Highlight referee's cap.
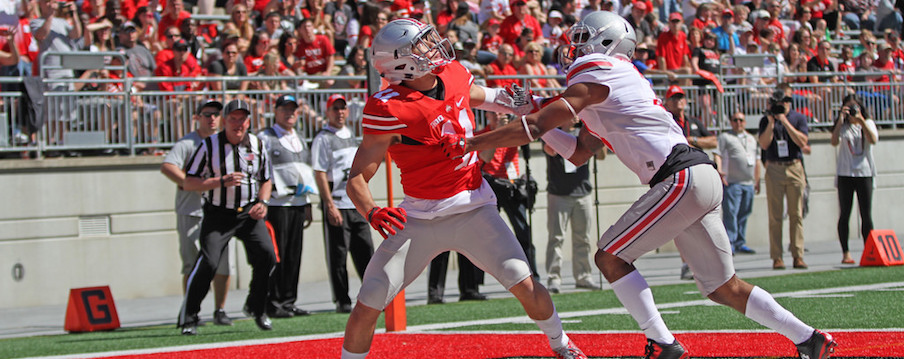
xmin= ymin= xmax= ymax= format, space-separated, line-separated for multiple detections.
xmin=196 ymin=99 xmax=223 ymax=115
xmin=224 ymin=99 xmax=252 ymax=116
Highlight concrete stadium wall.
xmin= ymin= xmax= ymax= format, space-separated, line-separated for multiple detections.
xmin=1 ymin=131 xmax=903 ymax=308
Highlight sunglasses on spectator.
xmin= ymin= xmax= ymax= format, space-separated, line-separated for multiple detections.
xmin=225 ymin=50 xmax=239 ymax=55
xmin=731 ymin=117 xmax=745 ymax=122
xmin=201 ymin=111 xmax=221 ymax=118
xmin=167 ymin=33 xmax=180 ymax=38
xmin=331 ymin=106 xmax=348 ymax=110
xmin=512 ymin=2 xmax=526 ymax=6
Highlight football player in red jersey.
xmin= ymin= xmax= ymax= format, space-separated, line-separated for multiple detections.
xmin=339 ymin=18 xmax=586 ymax=359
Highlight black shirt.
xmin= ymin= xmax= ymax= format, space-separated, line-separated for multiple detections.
xmin=758 ymin=110 xmax=809 ymax=162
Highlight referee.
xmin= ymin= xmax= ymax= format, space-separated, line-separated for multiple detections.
xmin=178 ymin=99 xmax=277 ymax=335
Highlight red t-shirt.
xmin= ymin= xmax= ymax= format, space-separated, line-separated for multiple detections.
xmin=499 ymin=15 xmax=543 ymax=45
xmin=155 ymin=49 xmax=200 ymax=70
xmin=361 ymin=62 xmax=483 ymax=199
xmin=486 ymin=61 xmax=518 ymax=88
xmin=656 ymin=30 xmax=689 ymax=70
xmin=481 ymin=34 xmax=503 ymax=53
xmin=155 ymin=58 xmax=201 ymax=91
xmin=477 ymin=127 xmax=520 ymax=179
xmin=120 ymin=0 xmax=149 ymax=21
xmin=691 ymin=18 xmax=717 ymax=30
xmin=243 ymin=54 xmax=288 ymax=74
xmin=295 ymin=34 xmax=335 ymax=75
xmin=157 ymin=10 xmax=191 ymax=42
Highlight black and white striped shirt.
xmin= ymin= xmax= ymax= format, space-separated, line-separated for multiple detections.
xmin=185 ymin=131 xmax=272 ymax=210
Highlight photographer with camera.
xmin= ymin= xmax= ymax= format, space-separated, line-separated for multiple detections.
xmin=758 ymin=89 xmax=810 ymax=270
xmin=830 ymin=94 xmax=878 ymax=265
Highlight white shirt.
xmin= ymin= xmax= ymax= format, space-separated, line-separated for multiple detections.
xmin=567 ymin=53 xmax=688 ymax=184
xmin=836 ymin=119 xmax=878 ymax=178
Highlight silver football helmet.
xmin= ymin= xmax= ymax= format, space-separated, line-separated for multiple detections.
xmin=564 ymin=11 xmax=637 ymax=64
xmin=371 ymin=18 xmax=455 ymax=84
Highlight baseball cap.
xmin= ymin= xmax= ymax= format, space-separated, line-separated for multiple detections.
xmin=510 ymin=0 xmax=526 ymax=6
xmin=196 ymin=99 xmax=223 ymax=115
xmin=549 ymin=10 xmax=564 ymax=19
xmin=632 ymin=2 xmax=647 ymax=12
xmin=275 ymin=94 xmax=299 ymax=109
xmin=487 ymin=18 xmax=501 ymax=27
xmin=755 ymin=9 xmax=771 ymax=19
xmin=120 ymin=21 xmax=138 ymax=32
xmin=669 ymin=12 xmax=683 ymax=21
xmin=224 ymin=99 xmax=252 ymax=115
xmin=453 ymin=41 xmax=465 ymax=51
xmin=326 ymin=94 xmax=347 ymax=109
xmin=172 ymin=38 xmax=189 ymax=51
xmin=666 ymin=85 xmax=685 ymax=99
xmin=722 ymin=8 xmax=734 ymax=17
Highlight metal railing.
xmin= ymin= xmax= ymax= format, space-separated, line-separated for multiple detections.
xmin=3 ymin=58 xmax=904 ymax=158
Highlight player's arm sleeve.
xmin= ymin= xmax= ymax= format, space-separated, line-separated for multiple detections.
xmin=361 ymin=100 xmax=406 ymax=135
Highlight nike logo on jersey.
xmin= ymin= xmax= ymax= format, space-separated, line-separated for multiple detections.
xmin=456 ymin=97 xmax=464 ymax=107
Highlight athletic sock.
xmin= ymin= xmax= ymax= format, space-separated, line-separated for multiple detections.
xmin=533 ymin=308 xmax=570 ymax=349
xmin=610 ymin=269 xmax=675 ymax=345
xmin=340 ymin=347 xmax=368 ymax=359
xmin=745 ymin=286 xmax=814 ymax=344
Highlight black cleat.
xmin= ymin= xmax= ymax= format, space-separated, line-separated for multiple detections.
xmin=180 ymin=314 xmax=200 ymax=335
xmin=797 ymin=329 xmax=837 ymax=359
xmin=285 ymin=305 xmax=310 ymax=316
xmin=254 ymin=314 xmax=273 ymax=330
xmin=213 ymin=309 xmax=233 ymax=326
xmin=644 ymin=339 xmax=689 ymax=359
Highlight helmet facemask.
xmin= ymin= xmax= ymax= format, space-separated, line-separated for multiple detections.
xmin=404 ymin=26 xmax=455 ymax=75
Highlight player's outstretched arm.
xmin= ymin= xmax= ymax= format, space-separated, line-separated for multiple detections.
xmin=466 ymin=82 xmax=609 ymax=153
xmin=347 ymin=132 xmax=399 ymax=219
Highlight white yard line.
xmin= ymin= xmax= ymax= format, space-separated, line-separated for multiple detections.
xmin=23 ymin=281 xmax=904 ymax=359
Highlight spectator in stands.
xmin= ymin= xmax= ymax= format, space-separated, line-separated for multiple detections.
xmin=691 ymin=2 xmax=717 ymax=29
xmin=278 ymin=32 xmax=300 ymax=72
xmin=180 ymin=19 xmax=208 ymax=66
xmin=500 ymin=0 xmax=542 ymax=45
xmin=449 ymin=1 xmax=481 ymax=44
xmin=691 ymin=31 xmax=722 ymax=124
xmin=208 ymin=42 xmax=250 ymax=97
xmin=244 ymin=30 xmax=274 ymax=75
xmin=541 ymin=10 xmax=565 ymax=46
xmin=157 ymin=0 xmax=191 ymax=45
xmin=791 ymin=4 xmax=814 ymax=34
xmin=480 ymin=18 xmax=503 ymax=55
xmin=511 ymin=26 xmax=534 ymax=61
xmin=785 ymin=43 xmax=809 ymax=82
xmin=303 ymin=0 xmax=335 ymax=42
xmin=731 ymin=5 xmax=753 ymax=34
xmin=254 ymin=52 xmax=291 ymax=94
xmin=259 ymin=11 xmax=285 ymax=42
xmin=296 ymin=18 xmax=335 ymax=87
xmin=118 ymin=21 xmax=154 ymax=79
xmin=754 ymin=7 xmax=788 ymax=50
xmin=156 ymin=39 xmax=202 ymax=141
xmin=336 ymin=45 xmax=367 ymax=88
xmin=456 ymin=40 xmax=487 ymax=78
xmin=33 ymin=0 xmax=83 ymax=151
xmin=657 ymin=12 xmax=693 ymax=84
xmin=639 ymin=12 xmax=662 ymax=48
xmin=758 ymin=89 xmax=810 ymax=270
xmin=840 ymin=0 xmax=876 ymax=30
xmin=4 ymin=0 xmax=38 ymax=79
xmin=356 ymin=2 xmax=385 ymax=48
xmin=325 ymin=0 xmax=356 ymax=56
xmin=276 ymin=0 xmax=304 ymax=35
xmin=687 ymin=26 xmax=703 ymax=50
xmin=156 ymin=26 xmax=200 ymax=71
xmin=580 ymin=0 xmax=602 ymax=20
xmin=131 ymin=6 xmax=156 ymax=50
xmin=883 ymin=29 xmax=904 ymax=68
xmin=485 ymin=43 xmax=518 ymax=88
xmin=479 ymin=0 xmax=510 ymax=24
xmin=874 ymin=0 xmax=901 ymax=33
xmin=871 ymin=43 xmax=901 ymax=108
xmin=86 ymin=20 xmax=114 ymax=59
xmin=806 ymin=40 xmax=840 ymax=108
xmin=435 ymin=0 xmax=460 ymax=34
xmin=229 ymin=3 xmax=254 ymax=53
xmin=854 ymin=30 xmax=878 ymax=61
xmin=713 ymin=8 xmax=740 ymax=52
xmin=625 ymin=2 xmax=648 ymax=45
xmin=838 ymin=45 xmax=857 ymax=80
xmin=519 ymin=41 xmax=559 ymax=96
xmin=791 ymin=27 xmax=817 ymax=60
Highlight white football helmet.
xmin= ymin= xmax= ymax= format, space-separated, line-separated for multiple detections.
xmin=371 ymin=18 xmax=455 ymax=84
xmin=563 ymin=11 xmax=637 ymax=64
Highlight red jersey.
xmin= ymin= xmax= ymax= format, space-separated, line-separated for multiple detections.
xmin=486 ymin=61 xmax=518 ymax=88
xmin=476 ymin=127 xmax=520 ymax=179
xmin=243 ymin=54 xmax=288 ymax=74
xmin=155 ymin=49 xmax=199 ymax=70
xmin=499 ymin=14 xmax=543 ymax=45
xmin=656 ymin=30 xmax=689 ymax=70
xmin=361 ymin=62 xmax=483 ymax=199
xmin=295 ymin=34 xmax=335 ymax=75
xmin=155 ymin=58 xmax=201 ymax=91
xmin=157 ymin=10 xmax=191 ymax=41
xmin=481 ymin=34 xmax=503 ymax=53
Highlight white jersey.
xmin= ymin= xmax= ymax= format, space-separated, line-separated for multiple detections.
xmin=566 ymin=53 xmax=688 ymax=184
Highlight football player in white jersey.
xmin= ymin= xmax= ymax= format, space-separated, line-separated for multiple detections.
xmin=450 ymin=10 xmax=836 ymax=359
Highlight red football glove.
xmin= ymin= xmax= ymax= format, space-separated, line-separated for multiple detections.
xmin=439 ymin=133 xmax=466 ymax=159
xmin=367 ymin=206 xmax=407 ymax=239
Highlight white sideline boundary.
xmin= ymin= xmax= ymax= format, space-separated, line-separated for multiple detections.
xmin=22 ymin=281 xmax=904 ymax=359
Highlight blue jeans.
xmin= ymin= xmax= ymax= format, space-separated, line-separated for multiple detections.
xmin=722 ymin=183 xmax=755 ymax=251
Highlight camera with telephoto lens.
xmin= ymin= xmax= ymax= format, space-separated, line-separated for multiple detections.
xmin=767 ymin=90 xmax=787 ymax=115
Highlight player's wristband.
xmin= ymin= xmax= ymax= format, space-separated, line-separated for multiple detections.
xmin=521 ymin=116 xmax=535 ymax=142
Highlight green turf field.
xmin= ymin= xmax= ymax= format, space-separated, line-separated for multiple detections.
xmin=2 ymin=266 xmax=902 ymax=358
